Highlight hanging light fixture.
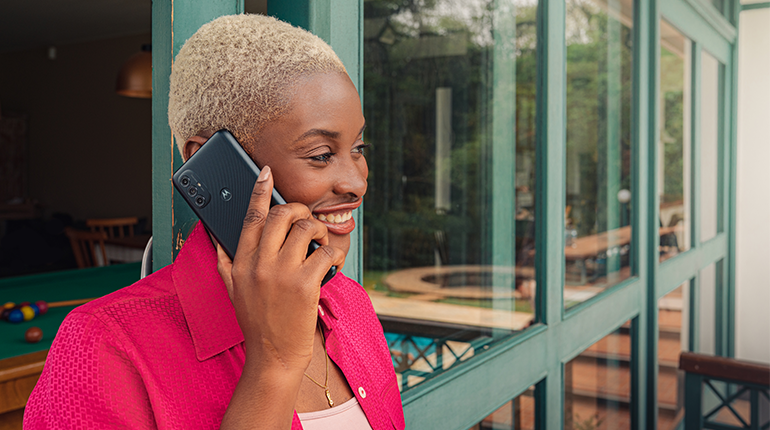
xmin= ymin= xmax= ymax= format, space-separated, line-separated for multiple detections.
xmin=116 ymin=44 xmax=152 ymax=98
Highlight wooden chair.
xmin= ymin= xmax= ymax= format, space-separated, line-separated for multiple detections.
xmin=65 ymin=227 xmax=109 ymax=268
xmin=86 ymin=217 xmax=138 ymax=239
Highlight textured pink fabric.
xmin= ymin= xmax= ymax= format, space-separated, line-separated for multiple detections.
xmin=24 ymin=222 xmax=405 ymax=430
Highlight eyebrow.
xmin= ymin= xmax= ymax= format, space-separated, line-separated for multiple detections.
xmin=293 ymin=123 xmax=367 ymax=145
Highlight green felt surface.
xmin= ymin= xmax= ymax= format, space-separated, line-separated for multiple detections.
xmin=0 ymin=263 xmax=141 ymax=361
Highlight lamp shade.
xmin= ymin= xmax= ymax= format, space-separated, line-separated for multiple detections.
xmin=116 ymin=44 xmax=152 ymax=98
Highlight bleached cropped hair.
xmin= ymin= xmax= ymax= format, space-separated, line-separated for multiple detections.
xmin=168 ymin=14 xmax=347 ymax=152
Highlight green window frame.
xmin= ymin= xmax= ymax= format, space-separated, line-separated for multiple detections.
xmin=149 ymin=0 xmax=740 ymax=428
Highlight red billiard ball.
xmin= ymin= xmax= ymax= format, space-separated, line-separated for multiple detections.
xmin=35 ymin=301 xmax=49 ymax=316
xmin=25 ymin=327 xmax=43 ymax=343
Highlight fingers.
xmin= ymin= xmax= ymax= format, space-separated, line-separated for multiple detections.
xmin=279 ymin=217 xmax=330 ymax=261
xmin=304 ymin=244 xmax=346 ymax=283
xmin=216 ymin=244 xmax=235 ymax=303
xmin=258 ymin=203 xmax=314 ymax=253
xmin=234 ymin=166 xmax=273 ymax=259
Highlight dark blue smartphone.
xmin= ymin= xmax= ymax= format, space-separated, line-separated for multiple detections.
xmin=172 ymin=130 xmax=336 ymax=286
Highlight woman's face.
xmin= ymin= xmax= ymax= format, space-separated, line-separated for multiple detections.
xmin=248 ymin=72 xmax=368 ymax=256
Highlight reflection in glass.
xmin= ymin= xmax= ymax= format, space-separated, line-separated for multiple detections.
xmin=659 ymin=20 xmax=692 ymax=261
xmin=468 ymin=386 xmax=536 ymax=430
xmin=565 ymin=321 xmax=632 ymax=430
xmin=698 ymin=262 xmax=718 ymax=355
xmin=700 ymin=51 xmax=721 ymax=243
xmin=363 ymin=0 xmax=538 ymax=391
xmin=658 ymin=282 xmax=690 ymax=430
xmin=564 ymin=0 xmax=633 ymax=308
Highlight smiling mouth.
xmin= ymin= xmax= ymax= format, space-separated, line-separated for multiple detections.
xmin=313 ymin=211 xmax=353 ymax=224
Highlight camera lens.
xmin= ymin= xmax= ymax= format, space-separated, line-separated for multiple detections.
xmin=195 ymin=196 xmax=205 ymax=206
xmin=188 ymin=187 xmax=198 ymax=197
xmin=180 ymin=176 xmax=190 ymax=187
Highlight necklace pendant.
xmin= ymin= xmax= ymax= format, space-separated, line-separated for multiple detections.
xmin=325 ymin=389 xmax=334 ymax=407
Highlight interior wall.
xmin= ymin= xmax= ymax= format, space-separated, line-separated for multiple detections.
xmin=736 ymin=7 xmax=770 ymax=365
xmin=0 ymin=33 xmax=152 ymax=226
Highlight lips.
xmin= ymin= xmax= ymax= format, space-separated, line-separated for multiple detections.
xmin=312 ymin=200 xmax=361 ymax=235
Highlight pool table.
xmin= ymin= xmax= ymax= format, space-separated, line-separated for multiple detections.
xmin=0 ymin=263 xmax=141 ymax=428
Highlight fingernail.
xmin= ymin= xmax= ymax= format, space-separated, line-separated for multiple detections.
xmin=257 ymin=166 xmax=271 ymax=183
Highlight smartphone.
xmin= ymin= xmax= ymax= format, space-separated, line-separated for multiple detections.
xmin=172 ymin=129 xmax=337 ymax=286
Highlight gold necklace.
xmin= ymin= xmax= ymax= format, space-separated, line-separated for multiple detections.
xmin=303 ymin=321 xmax=334 ymax=407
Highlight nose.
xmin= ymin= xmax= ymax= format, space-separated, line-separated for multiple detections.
xmin=334 ymin=156 xmax=368 ymax=198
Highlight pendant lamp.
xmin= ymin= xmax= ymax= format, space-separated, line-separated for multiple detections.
xmin=116 ymin=44 xmax=152 ymax=98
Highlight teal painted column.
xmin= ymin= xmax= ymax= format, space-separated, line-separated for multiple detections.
xmin=535 ymin=0 xmax=567 ymax=427
xmin=726 ymin=0 xmax=740 ymax=359
xmin=691 ymin=44 xmax=703 ymax=250
xmin=152 ymin=0 xmax=243 ymax=271
xmin=270 ymin=0 xmax=364 ymax=283
xmin=643 ymin=0 xmax=661 ymax=428
xmin=491 ymin=0 xmax=517 ymax=331
xmin=629 ymin=0 xmax=653 ymax=426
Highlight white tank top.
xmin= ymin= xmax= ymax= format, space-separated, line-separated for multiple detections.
xmin=297 ymin=397 xmax=373 ymax=430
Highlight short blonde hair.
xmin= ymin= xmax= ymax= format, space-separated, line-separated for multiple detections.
xmin=168 ymin=14 xmax=347 ymax=152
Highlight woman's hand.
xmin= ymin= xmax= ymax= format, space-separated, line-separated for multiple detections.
xmin=218 ymin=166 xmax=345 ymax=429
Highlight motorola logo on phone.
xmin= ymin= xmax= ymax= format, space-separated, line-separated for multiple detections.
xmin=220 ymin=188 xmax=232 ymax=201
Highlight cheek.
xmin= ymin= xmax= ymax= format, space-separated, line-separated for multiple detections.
xmin=274 ymin=173 xmax=327 ymax=205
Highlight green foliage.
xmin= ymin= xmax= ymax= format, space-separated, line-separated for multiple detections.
xmin=363 ymin=0 xmax=539 ymax=271
xmin=564 ymin=2 xmax=634 ymax=237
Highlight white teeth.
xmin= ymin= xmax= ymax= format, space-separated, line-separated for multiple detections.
xmin=315 ymin=211 xmax=352 ymax=224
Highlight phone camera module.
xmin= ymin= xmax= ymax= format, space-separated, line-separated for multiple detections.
xmin=195 ymin=196 xmax=206 ymax=206
xmin=188 ymin=187 xmax=198 ymax=197
xmin=180 ymin=176 xmax=190 ymax=187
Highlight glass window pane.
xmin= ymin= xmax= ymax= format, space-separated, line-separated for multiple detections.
xmin=565 ymin=321 xmax=632 ymax=430
xmin=468 ymin=386 xmax=537 ymax=430
xmin=363 ymin=0 xmax=539 ymax=392
xmin=564 ymin=0 xmax=634 ymax=308
xmin=698 ymin=262 xmax=718 ymax=355
xmin=700 ymin=51 xmax=721 ymax=242
xmin=659 ymin=20 xmax=692 ymax=262
xmin=658 ymin=282 xmax=690 ymax=430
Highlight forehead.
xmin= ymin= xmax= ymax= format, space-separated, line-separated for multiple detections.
xmin=248 ymin=72 xmax=363 ymax=151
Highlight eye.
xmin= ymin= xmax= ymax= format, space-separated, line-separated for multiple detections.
xmin=311 ymin=152 xmax=334 ymax=164
xmin=353 ymin=142 xmax=370 ymax=156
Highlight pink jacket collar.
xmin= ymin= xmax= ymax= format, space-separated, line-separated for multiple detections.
xmin=171 ymin=222 xmax=341 ymax=361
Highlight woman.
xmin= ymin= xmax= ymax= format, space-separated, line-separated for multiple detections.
xmin=24 ymin=15 xmax=405 ymax=430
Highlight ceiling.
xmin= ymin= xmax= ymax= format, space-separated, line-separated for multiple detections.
xmin=0 ymin=0 xmax=151 ymax=54
xmin=0 ymin=0 xmax=267 ymax=54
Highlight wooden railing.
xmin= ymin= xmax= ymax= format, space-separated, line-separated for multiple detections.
xmin=679 ymin=352 xmax=770 ymax=429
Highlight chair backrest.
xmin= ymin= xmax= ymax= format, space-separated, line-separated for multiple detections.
xmin=140 ymin=236 xmax=153 ymax=279
xmin=86 ymin=217 xmax=138 ymax=239
xmin=65 ymin=227 xmax=109 ymax=268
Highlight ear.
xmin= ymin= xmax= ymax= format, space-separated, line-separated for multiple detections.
xmin=182 ymin=135 xmax=209 ymax=161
